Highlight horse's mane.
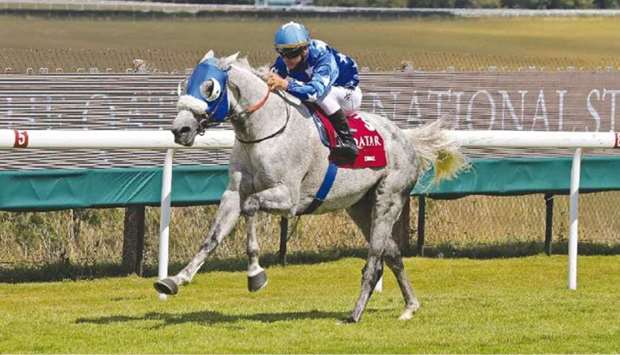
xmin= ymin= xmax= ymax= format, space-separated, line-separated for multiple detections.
xmin=233 ymin=56 xmax=302 ymax=107
xmin=233 ymin=56 xmax=270 ymax=79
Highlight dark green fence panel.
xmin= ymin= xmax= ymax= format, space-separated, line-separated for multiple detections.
xmin=1 ymin=156 xmax=620 ymax=211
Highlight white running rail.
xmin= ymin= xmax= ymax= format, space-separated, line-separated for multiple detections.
xmin=3 ymin=128 xmax=618 ymax=291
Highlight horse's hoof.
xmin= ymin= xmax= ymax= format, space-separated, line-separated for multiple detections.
xmin=344 ymin=315 xmax=360 ymax=323
xmin=154 ymin=278 xmax=178 ymax=295
xmin=247 ymin=270 xmax=268 ymax=292
xmin=398 ymin=311 xmax=413 ymax=321
xmin=398 ymin=303 xmax=420 ymax=320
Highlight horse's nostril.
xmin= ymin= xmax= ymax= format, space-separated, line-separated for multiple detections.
xmin=180 ymin=126 xmax=191 ymax=134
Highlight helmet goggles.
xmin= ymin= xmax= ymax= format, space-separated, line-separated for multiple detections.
xmin=276 ymin=45 xmax=307 ymax=59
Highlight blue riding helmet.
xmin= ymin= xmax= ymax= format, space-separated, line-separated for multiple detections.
xmin=274 ymin=21 xmax=310 ymax=56
xmin=185 ymin=59 xmax=229 ymax=122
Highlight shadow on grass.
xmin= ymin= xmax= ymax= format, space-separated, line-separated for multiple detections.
xmin=2 ymin=241 xmax=619 ymax=283
xmin=420 ymin=240 xmax=620 ymax=259
xmin=0 ymin=247 xmax=368 ymax=283
xmin=76 ymin=309 xmax=351 ymax=327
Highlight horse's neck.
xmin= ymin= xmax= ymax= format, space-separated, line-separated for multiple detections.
xmin=229 ymin=64 xmax=266 ymax=107
xmin=228 ymin=65 xmax=290 ymax=141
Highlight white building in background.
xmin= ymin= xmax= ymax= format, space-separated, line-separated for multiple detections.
xmin=255 ymin=0 xmax=314 ymax=6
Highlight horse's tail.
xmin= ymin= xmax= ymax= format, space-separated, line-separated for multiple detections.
xmin=406 ymin=120 xmax=469 ymax=185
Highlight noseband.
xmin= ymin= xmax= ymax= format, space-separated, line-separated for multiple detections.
xmin=195 ymin=94 xmax=229 ymax=135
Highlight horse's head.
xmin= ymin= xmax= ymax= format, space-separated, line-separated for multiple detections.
xmin=172 ymin=50 xmax=239 ymax=146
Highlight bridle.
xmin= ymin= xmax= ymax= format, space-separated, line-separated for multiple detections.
xmin=194 ymin=80 xmax=291 ymax=145
xmin=194 ymin=94 xmax=229 ymax=135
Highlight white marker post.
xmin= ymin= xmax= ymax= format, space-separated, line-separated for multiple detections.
xmin=568 ymin=148 xmax=582 ymax=290
xmin=158 ymin=148 xmax=175 ymax=300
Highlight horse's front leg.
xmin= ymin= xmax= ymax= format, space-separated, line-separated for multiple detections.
xmin=241 ymin=184 xmax=296 ymax=292
xmin=245 ymin=214 xmax=267 ymax=292
xmin=154 ymin=187 xmax=241 ymax=295
xmin=242 ymin=183 xmax=297 ymax=216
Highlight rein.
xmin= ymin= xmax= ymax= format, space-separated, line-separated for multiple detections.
xmin=235 ymin=99 xmax=290 ymax=144
xmin=231 ymin=82 xmax=292 ymax=144
xmin=245 ymin=89 xmax=270 ymax=114
xmin=195 ymin=88 xmax=272 ymax=137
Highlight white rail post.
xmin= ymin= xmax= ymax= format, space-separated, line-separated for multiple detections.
xmin=568 ymin=148 xmax=582 ymax=290
xmin=158 ymin=148 xmax=175 ymax=300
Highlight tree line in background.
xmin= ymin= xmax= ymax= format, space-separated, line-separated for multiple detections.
xmin=141 ymin=0 xmax=619 ymax=9
xmin=315 ymin=0 xmax=618 ymax=8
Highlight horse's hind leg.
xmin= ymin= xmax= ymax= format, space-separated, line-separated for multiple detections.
xmin=348 ymin=183 xmax=411 ymax=323
xmin=347 ymin=194 xmax=384 ymax=290
xmin=154 ymin=184 xmax=241 ymax=296
xmin=246 ymin=214 xmax=267 ymax=292
xmin=385 ymin=250 xmax=420 ymax=320
xmin=384 ymin=193 xmax=420 ymax=320
xmin=346 ymin=193 xmax=372 ymax=242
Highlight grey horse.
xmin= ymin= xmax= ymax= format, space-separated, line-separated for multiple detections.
xmin=155 ymin=51 xmax=466 ymax=323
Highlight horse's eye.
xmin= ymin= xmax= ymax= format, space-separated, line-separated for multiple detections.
xmin=200 ymin=79 xmax=221 ymax=102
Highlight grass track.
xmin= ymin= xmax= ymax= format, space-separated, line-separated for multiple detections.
xmin=1 ymin=256 xmax=619 ymax=353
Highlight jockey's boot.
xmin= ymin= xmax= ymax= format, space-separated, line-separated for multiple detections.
xmin=327 ymin=109 xmax=359 ymax=164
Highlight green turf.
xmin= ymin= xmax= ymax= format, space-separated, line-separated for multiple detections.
xmin=1 ymin=256 xmax=618 ymax=353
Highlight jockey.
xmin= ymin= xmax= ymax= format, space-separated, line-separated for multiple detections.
xmin=267 ymin=21 xmax=362 ymax=163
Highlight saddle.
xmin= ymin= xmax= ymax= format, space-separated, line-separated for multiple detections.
xmin=309 ymin=107 xmax=387 ymax=169
xmin=300 ymin=106 xmax=388 ymax=214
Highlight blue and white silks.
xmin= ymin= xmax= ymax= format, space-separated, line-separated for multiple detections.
xmin=271 ymin=39 xmax=360 ymax=103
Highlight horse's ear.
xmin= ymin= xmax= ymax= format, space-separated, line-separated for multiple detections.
xmin=219 ymin=52 xmax=240 ymax=70
xmin=200 ymin=50 xmax=215 ymax=63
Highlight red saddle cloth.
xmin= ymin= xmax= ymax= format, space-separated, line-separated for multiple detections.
xmin=316 ymin=111 xmax=387 ymax=169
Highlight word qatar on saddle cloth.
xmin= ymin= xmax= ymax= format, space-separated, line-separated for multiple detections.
xmin=303 ymin=111 xmax=387 ymax=215
xmin=312 ymin=111 xmax=387 ymax=169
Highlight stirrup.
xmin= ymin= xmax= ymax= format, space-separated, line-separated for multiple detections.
xmin=329 ymin=145 xmax=358 ymax=164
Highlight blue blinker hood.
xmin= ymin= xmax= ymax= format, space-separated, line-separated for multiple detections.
xmin=186 ymin=59 xmax=229 ymax=122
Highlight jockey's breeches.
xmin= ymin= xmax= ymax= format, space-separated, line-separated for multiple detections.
xmin=318 ymin=86 xmax=362 ymax=116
